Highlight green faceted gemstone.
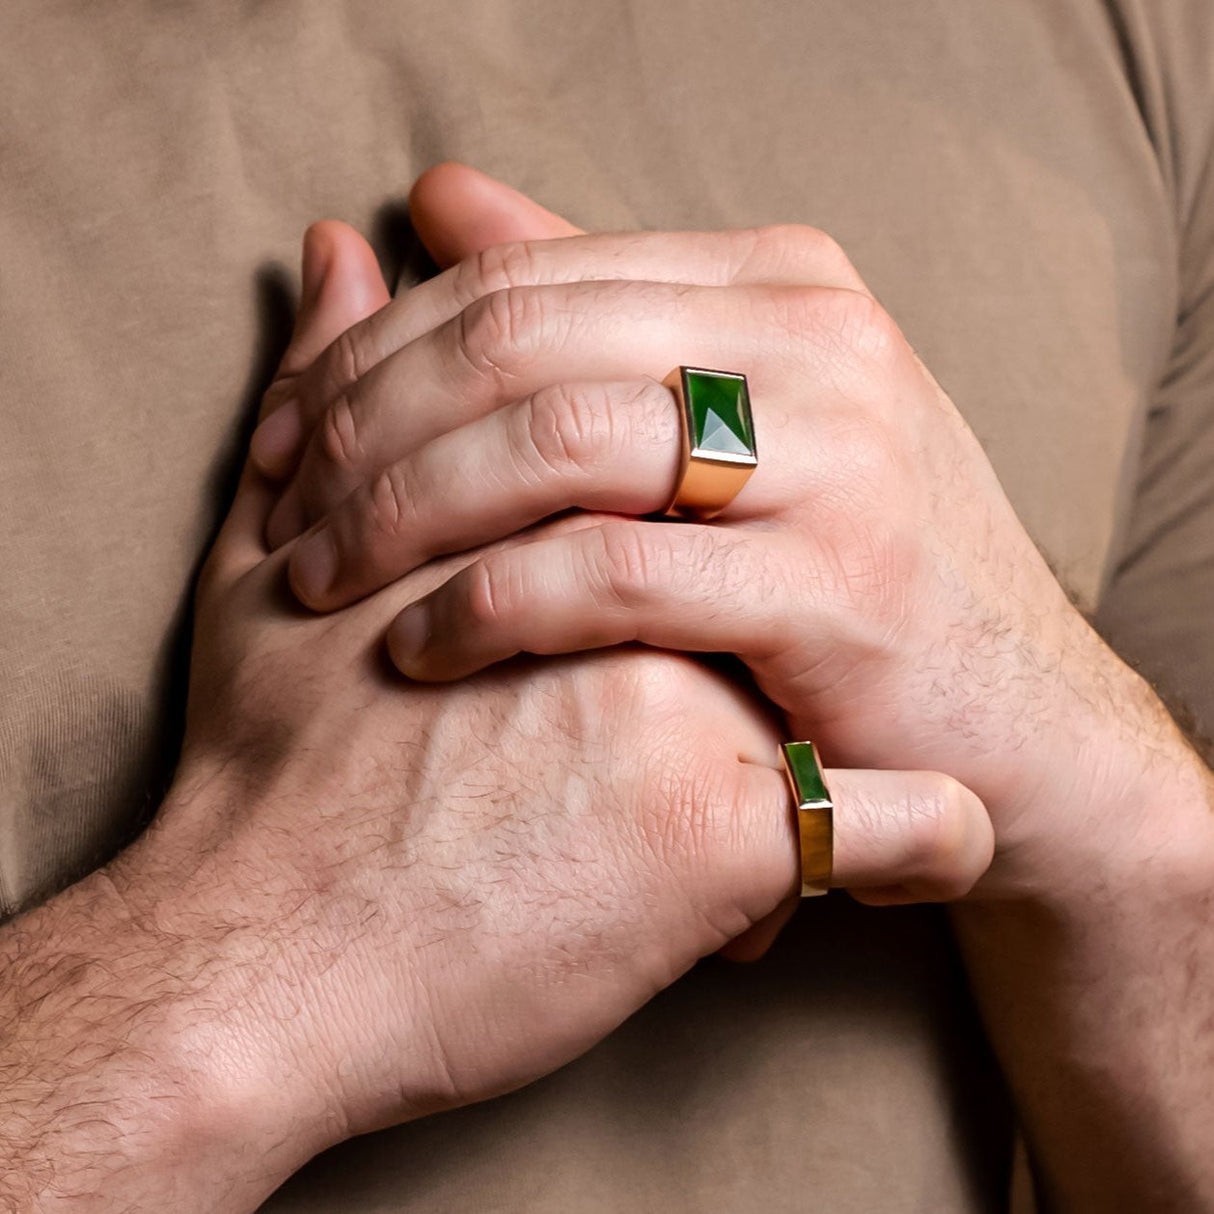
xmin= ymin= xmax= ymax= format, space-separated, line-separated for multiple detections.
xmin=781 ymin=742 xmax=831 ymax=808
xmin=683 ymin=368 xmax=755 ymax=460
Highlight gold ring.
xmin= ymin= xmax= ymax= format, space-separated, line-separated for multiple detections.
xmin=662 ymin=366 xmax=758 ymax=519
xmin=780 ymin=741 xmax=834 ymax=898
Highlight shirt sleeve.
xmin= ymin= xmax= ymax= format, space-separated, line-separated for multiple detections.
xmin=1092 ymin=5 xmax=1214 ymax=751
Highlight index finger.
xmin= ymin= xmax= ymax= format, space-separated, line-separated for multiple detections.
xmin=251 ymin=225 xmax=869 ymax=479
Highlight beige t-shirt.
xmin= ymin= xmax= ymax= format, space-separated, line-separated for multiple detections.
xmin=1 ymin=1 xmax=1212 ymax=1209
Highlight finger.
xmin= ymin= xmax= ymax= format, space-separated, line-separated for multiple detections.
xmin=249 ymin=221 xmax=392 ymax=473
xmin=254 ymin=221 xmax=869 ymax=485
xmin=829 ymin=768 xmax=994 ymax=902
xmin=284 ymin=161 xmax=578 ymax=503
xmin=287 ymin=378 xmax=693 ymax=610
xmin=409 ymin=161 xmax=584 ymax=267
xmin=264 ymin=277 xmax=871 ymax=547
xmin=383 ymin=520 xmax=832 ymax=683
xmin=279 ymin=221 xmax=392 ymax=385
xmin=208 ymin=222 xmax=390 ymax=582
xmin=739 ymin=763 xmax=994 ymax=914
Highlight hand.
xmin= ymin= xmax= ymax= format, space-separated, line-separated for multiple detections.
xmin=247 ymin=164 xmax=1162 ymax=899
xmin=72 ymin=217 xmax=992 ymax=1208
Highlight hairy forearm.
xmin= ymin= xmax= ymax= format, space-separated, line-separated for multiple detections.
xmin=0 ymin=823 xmax=330 ymax=1212
xmin=952 ymin=669 xmax=1214 ymax=1211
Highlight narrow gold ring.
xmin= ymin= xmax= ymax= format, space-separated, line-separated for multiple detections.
xmin=662 ymin=366 xmax=758 ymax=519
xmin=780 ymin=742 xmax=834 ymax=898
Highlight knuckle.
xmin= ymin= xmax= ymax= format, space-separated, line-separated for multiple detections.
xmin=831 ymin=290 xmax=902 ymax=369
xmin=454 ymin=241 xmax=545 ymax=306
xmin=817 ymin=286 xmax=885 ymax=345
xmin=455 ymin=287 xmax=539 ymax=382
xmin=328 ymin=325 xmax=366 ymax=391
xmin=778 ymin=286 xmax=901 ymax=375
xmin=764 ymin=283 xmax=834 ymax=344
xmin=305 ymin=325 xmax=369 ymax=416
xmin=524 ymin=383 xmax=615 ymax=477
xmin=631 ymin=379 xmax=683 ymax=451
xmin=753 ymin=223 xmax=858 ymax=283
xmin=464 ymin=554 xmax=522 ymax=633
xmin=797 ymin=224 xmax=852 ymax=274
xmin=595 ymin=522 xmax=665 ymax=607
xmin=820 ymin=410 xmax=904 ymax=504
xmin=318 ymin=392 xmax=366 ymax=475
xmin=366 ymin=464 xmax=411 ymax=541
xmin=907 ymin=773 xmax=977 ymax=896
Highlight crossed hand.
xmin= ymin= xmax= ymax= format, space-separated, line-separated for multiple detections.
xmin=161 ymin=162 xmax=1145 ymax=1156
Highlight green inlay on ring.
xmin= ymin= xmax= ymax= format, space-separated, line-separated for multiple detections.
xmin=782 ymin=741 xmax=831 ymax=808
xmin=683 ymin=368 xmax=755 ymax=459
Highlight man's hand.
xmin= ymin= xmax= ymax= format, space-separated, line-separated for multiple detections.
xmin=247 ymin=168 xmax=1195 ymax=905
xmin=164 ymin=216 xmax=992 ymax=1146
xmin=246 ymin=166 xmax=1214 ymax=1208
xmin=0 ymin=217 xmax=993 ymax=1212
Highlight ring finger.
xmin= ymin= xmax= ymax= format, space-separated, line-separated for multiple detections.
xmin=251 ymin=224 xmax=871 ymax=482
xmin=287 ymin=370 xmax=796 ymax=610
xmin=381 ymin=517 xmax=859 ymax=687
xmin=264 ymin=278 xmax=864 ymax=548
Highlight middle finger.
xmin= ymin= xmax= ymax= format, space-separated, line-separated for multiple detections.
xmin=288 ymin=374 xmax=787 ymax=610
xmin=266 ymin=277 xmax=860 ymax=547
xmin=250 ymin=224 xmax=869 ymax=480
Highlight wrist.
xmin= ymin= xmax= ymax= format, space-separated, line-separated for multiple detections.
xmin=977 ymin=623 xmax=1214 ymax=904
xmin=0 ymin=781 xmax=346 ymax=1210
xmin=950 ymin=732 xmax=1214 ymax=1212
xmin=111 ymin=775 xmax=351 ymax=1168
xmin=130 ymin=761 xmax=458 ymax=1146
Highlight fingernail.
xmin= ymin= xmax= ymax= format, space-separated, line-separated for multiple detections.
xmin=250 ymin=400 xmax=304 ymax=478
xmin=389 ymin=603 xmax=430 ymax=669
xmin=290 ymin=527 xmax=337 ymax=605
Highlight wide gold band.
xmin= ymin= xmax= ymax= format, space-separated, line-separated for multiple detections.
xmin=663 ymin=366 xmax=758 ymax=520
xmin=780 ymin=741 xmax=834 ymax=898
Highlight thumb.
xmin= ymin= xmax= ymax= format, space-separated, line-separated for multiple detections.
xmin=408 ymin=161 xmax=583 ymax=267
xmin=721 ymin=767 xmax=994 ymax=963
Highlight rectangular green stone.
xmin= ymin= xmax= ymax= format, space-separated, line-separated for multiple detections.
xmin=781 ymin=741 xmax=831 ymax=808
xmin=682 ymin=368 xmax=756 ymax=461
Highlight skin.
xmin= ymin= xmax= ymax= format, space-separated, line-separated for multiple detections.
xmin=251 ymin=164 xmax=1214 ymax=1207
xmin=0 ymin=214 xmax=992 ymax=1210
